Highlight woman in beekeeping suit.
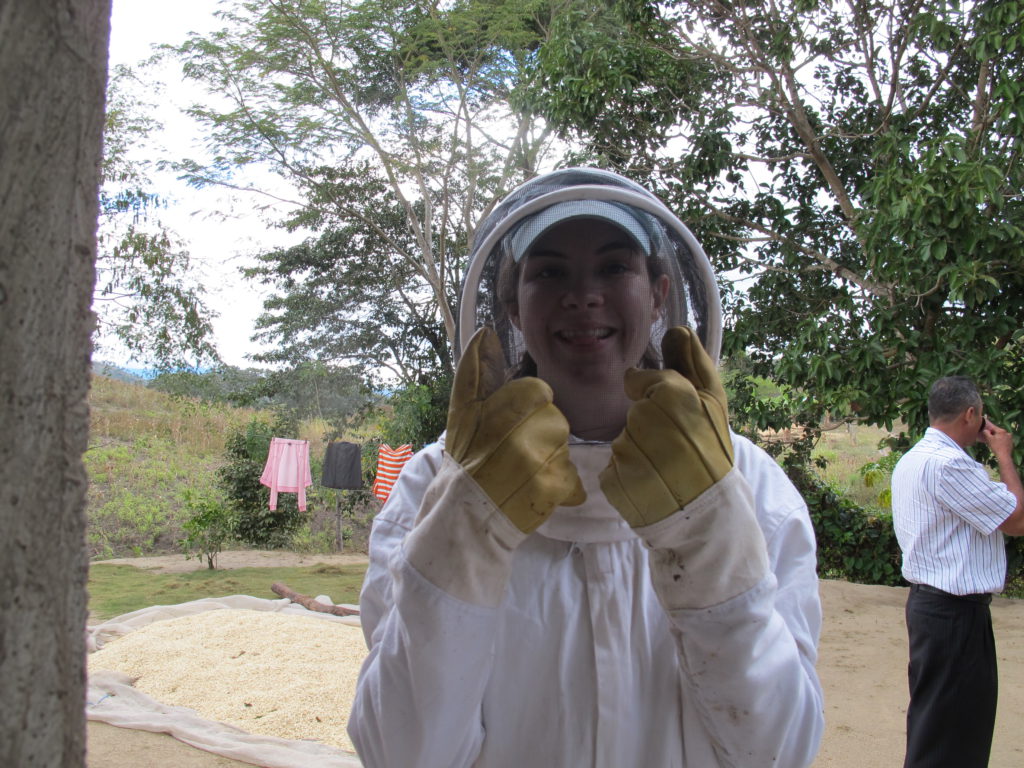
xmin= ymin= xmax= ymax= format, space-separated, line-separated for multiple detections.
xmin=349 ymin=169 xmax=824 ymax=767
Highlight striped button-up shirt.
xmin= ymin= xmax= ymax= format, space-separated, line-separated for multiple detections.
xmin=892 ymin=427 xmax=1017 ymax=595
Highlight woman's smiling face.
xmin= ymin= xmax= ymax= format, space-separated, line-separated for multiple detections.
xmin=509 ymin=217 xmax=669 ymax=396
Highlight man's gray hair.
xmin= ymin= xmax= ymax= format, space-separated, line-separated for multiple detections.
xmin=928 ymin=376 xmax=983 ymax=423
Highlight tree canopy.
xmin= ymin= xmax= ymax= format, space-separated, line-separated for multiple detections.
xmin=96 ymin=67 xmax=218 ymax=371
xmin=526 ymin=0 xmax=1024 ymax=449
xmin=169 ymin=0 xmax=563 ymax=386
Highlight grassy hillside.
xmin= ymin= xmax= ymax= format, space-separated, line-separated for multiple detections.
xmin=86 ymin=374 xmax=904 ymax=566
xmin=86 ymin=375 xmax=382 ymax=561
xmin=812 ymin=422 xmax=895 ymax=508
xmin=86 ymin=375 xmax=259 ymax=559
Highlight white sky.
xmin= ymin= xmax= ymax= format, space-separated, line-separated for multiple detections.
xmin=104 ymin=0 xmax=300 ymax=370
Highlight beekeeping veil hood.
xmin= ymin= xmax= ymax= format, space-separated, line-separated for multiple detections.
xmin=458 ymin=167 xmax=722 ymax=370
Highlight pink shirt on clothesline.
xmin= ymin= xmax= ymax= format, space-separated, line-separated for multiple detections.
xmin=260 ymin=437 xmax=313 ymax=511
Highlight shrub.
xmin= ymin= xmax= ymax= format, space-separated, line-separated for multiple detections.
xmin=805 ymin=479 xmax=905 ymax=586
xmin=179 ymin=491 xmax=236 ymax=569
xmin=218 ymin=414 xmax=307 ymax=548
xmin=379 ymin=372 xmax=452 ymax=449
xmin=771 ymin=433 xmax=906 ymax=586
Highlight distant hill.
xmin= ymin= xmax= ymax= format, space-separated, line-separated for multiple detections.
xmin=92 ymin=360 xmax=154 ymax=383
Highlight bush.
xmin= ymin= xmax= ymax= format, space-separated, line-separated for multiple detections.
xmin=1006 ymin=542 xmax=1024 ymax=598
xmin=218 ymin=414 xmax=307 ymax=548
xmin=805 ymin=479 xmax=904 ymax=586
xmin=772 ymin=434 xmax=906 ymax=586
xmin=379 ymin=372 xmax=452 ymax=449
xmin=179 ymin=491 xmax=236 ymax=569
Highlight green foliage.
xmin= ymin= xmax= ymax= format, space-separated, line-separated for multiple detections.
xmin=859 ymin=450 xmax=904 ymax=509
xmin=378 ymin=371 xmax=453 ymax=449
xmin=813 ymin=492 xmax=904 ymax=586
xmin=525 ymin=0 xmax=1024 ymax=464
xmin=179 ymin=491 xmax=237 ymax=569
xmin=288 ymin=523 xmax=342 ymax=555
xmin=784 ymin=454 xmax=905 ymax=587
xmin=148 ymin=366 xmax=272 ymax=405
xmin=166 ymin=0 xmax=562 ymax=386
xmin=149 ymin=362 xmax=369 ymax=434
xmin=1007 ymin=540 xmax=1024 ymax=597
xmin=218 ymin=415 xmax=308 ymax=548
xmin=88 ymin=490 xmax=184 ymax=560
xmin=310 ymin=475 xmax=381 ymax=555
xmin=245 ymin=180 xmax=456 ymax=387
xmin=97 ymin=66 xmax=218 ymax=371
xmin=715 ymin=372 xmax=906 ymax=586
xmin=519 ymin=0 xmax=715 ymax=165
xmin=84 ymin=434 xmax=222 ymax=559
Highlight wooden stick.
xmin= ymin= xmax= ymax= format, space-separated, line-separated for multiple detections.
xmin=270 ymin=582 xmax=360 ymax=616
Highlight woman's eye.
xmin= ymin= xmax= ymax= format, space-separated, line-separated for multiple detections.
xmin=528 ymin=264 xmax=564 ymax=280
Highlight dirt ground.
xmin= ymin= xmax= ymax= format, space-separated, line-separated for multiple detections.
xmin=86 ymin=552 xmax=1024 ymax=768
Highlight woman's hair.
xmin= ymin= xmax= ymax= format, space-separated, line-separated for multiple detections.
xmin=928 ymin=376 xmax=983 ymax=423
xmin=495 ymin=228 xmax=669 ymax=379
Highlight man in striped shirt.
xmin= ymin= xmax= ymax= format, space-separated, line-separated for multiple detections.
xmin=892 ymin=375 xmax=1024 ymax=768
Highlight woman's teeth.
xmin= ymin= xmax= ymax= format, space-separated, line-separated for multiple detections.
xmin=559 ymin=328 xmax=612 ymax=341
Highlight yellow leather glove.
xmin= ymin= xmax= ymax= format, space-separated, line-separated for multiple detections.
xmin=446 ymin=327 xmax=586 ymax=533
xmin=599 ymin=326 xmax=733 ymax=528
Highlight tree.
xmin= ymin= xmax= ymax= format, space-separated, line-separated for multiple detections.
xmin=148 ymin=365 xmax=274 ymax=404
xmin=377 ymin=369 xmax=454 ymax=449
xmin=219 ymin=415 xmax=307 ymax=548
xmin=169 ymin=0 xmax=563 ymax=384
xmin=244 ymin=168 xmax=457 ymax=385
xmin=96 ymin=67 xmax=219 ymax=371
xmin=526 ymin=0 xmax=1024 ymax=451
xmin=149 ymin=360 xmax=368 ymax=429
xmin=1 ymin=1 xmax=110 ymax=764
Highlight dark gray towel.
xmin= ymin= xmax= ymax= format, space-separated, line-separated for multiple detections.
xmin=321 ymin=441 xmax=363 ymax=489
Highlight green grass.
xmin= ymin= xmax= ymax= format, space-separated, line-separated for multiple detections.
xmin=88 ymin=562 xmax=368 ymax=622
xmin=812 ymin=423 xmax=896 ymax=508
xmin=86 ymin=375 xmax=267 ymax=559
xmin=84 ymin=436 xmax=224 ymax=558
xmin=85 ymin=375 xmax=377 ymax=559
xmin=89 ymin=374 xmax=257 ymax=457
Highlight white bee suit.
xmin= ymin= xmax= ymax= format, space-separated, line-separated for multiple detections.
xmin=349 ymin=168 xmax=823 ymax=766
xmin=348 ymin=435 xmax=824 ymax=767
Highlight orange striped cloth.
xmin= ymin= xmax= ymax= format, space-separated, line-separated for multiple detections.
xmin=372 ymin=443 xmax=414 ymax=502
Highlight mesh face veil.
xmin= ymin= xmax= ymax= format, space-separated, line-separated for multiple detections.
xmin=457 ymin=168 xmax=723 ymax=373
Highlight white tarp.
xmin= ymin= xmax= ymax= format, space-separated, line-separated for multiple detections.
xmin=87 ymin=595 xmax=364 ymax=768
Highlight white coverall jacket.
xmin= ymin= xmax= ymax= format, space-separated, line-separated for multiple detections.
xmin=348 ymin=433 xmax=824 ymax=767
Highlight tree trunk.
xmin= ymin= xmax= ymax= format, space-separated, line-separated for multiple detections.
xmin=0 ymin=2 xmax=111 ymax=766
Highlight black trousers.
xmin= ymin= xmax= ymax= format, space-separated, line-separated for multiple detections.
xmin=904 ymin=584 xmax=997 ymax=768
